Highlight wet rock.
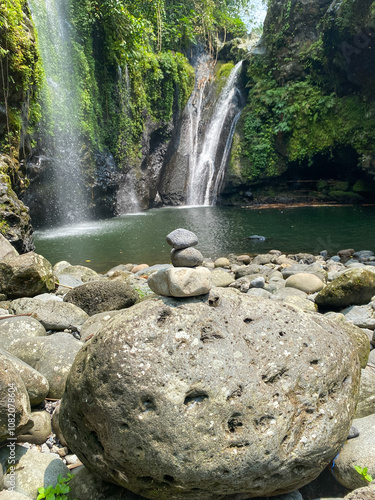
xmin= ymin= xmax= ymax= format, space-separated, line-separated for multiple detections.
xmin=316 ymin=269 xmax=375 ymax=309
xmin=0 ymin=445 xmax=69 ymax=498
xmin=148 ymin=267 xmax=212 ymax=297
xmin=355 ymin=367 xmax=375 ymax=418
xmin=166 ymin=229 xmax=198 ymax=249
xmin=285 ymin=273 xmax=324 ymax=294
xmin=332 ymin=414 xmax=375 ymax=490
xmin=211 ymin=269 xmax=235 ymax=287
xmin=0 ymin=316 xmax=46 ymax=350
xmin=171 ymin=247 xmax=204 ymax=268
xmin=63 ymin=281 xmax=138 ymax=316
xmin=9 ymin=297 xmax=89 ymax=331
xmin=17 ymin=410 xmax=52 ymax=445
xmin=0 ymin=347 xmax=49 ymax=406
xmin=0 ymin=354 xmax=32 ymax=442
xmin=7 ymin=332 xmax=83 ymax=399
xmin=60 ymin=288 xmax=361 ymax=499
xmin=0 ymin=252 xmax=56 ymax=298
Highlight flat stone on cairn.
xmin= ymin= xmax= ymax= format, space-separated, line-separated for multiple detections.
xmin=166 ymin=228 xmax=198 ymax=250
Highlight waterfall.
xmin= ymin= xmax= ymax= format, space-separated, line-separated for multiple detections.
xmin=116 ymin=65 xmax=141 ymax=214
xmin=186 ymin=60 xmax=244 ymax=206
xmin=29 ymin=0 xmax=88 ymax=224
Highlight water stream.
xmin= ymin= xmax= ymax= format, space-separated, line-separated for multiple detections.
xmin=186 ymin=60 xmax=244 ymax=206
xmin=29 ymin=0 xmax=89 ymax=225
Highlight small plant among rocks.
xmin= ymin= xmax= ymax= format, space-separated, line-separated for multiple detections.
xmin=37 ymin=473 xmax=75 ymax=500
xmin=354 ymin=465 xmax=373 ymax=483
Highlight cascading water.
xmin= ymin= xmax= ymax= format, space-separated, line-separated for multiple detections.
xmin=186 ymin=60 xmax=244 ymax=206
xmin=29 ymin=0 xmax=88 ymax=224
xmin=115 ymin=64 xmax=141 ymax=214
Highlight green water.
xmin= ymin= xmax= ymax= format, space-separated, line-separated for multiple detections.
xmin=34 ymin=205 xmax=375 ymax=272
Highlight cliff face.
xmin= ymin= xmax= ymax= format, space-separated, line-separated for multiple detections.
xmin=0 ymin=2 xmax=39 ymax=250
xmin=224 ymin=0 xmax=375 ymax=205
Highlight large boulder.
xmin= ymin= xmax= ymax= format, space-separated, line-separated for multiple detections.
xmin=9 ymin=297 xmax=89 ymax=331
xmin=63 ymin=281 xmax=138 ymax=316
xmin=0 ymin=252 xmax=56 ymax=298
xmin=60 ymin=288 xmax=361 ymax=500
xmin=7 ymin=332 xmax=83 ymax=399
xmin=316 ymin=269 xmax=375 ymax=309
xmin=0 ymin=354 xmax=33 ymax=443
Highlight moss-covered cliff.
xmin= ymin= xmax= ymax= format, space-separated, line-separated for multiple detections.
xmin=225 ymin=0 xmax=375 ymax=205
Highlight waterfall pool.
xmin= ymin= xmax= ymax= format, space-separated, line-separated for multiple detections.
xmin=34 ymin=205 xmax=375 ymax=272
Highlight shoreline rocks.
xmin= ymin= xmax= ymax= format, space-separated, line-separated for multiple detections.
xmin=0 ymin=232 xmax=375 ymax=499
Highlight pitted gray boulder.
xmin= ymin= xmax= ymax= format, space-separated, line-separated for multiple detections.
xmin=166 ymin=229 xmax=198 ymax=250
xmin=60 ymin=288 xmax=361 ymax=500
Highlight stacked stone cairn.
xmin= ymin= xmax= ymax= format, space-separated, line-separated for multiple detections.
xmin=147 ymin=228 xmax=212 ymax=297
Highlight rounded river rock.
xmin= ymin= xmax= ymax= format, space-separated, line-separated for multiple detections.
xmin=60 ymin=288 xmax=361 ymax=500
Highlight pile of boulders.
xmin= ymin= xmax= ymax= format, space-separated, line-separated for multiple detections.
xmin=1 ymin=230 xmax=375 ymax=500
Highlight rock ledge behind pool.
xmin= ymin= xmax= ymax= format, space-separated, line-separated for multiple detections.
xmin=60 ymin=288 xmax=361 ymax=500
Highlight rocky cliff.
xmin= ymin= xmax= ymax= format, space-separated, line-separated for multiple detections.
xmin=223 ymin=0 xmax=375 ymax=205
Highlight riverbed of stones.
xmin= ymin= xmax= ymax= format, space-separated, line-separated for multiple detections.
xmin=0 ymin=229 xmax=375 ymax=500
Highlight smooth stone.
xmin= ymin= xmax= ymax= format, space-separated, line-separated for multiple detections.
xmin=9 ymin=297 xmax=89 ymax=331
xmin=282 ymin=263 xmax=327 ymax=282
xmin=166 ymin=228 xmax=198 ymax=250
xmin=80 ymin=310 xmax=123 ymax=342
xmin=0 ymin=445 xmax=69 ymax=498
xmin=0 ymin=252 xmax=56 ymax=299
xmin=214 ymin=257 xmax=230 ymax=268
xmin=53 ymin=260 xmax=71 ymax=274
xmin=316 ymin=268 xmax=375 ymax=309
xmin=271 ymin=287 xmax=308 ymax=301
xmin=0 ymin=316 xmax=46 ymax=351
xmin=252 ymin=253 xmax=272 ymax=265
xmin=57 ymin=264 xmax=100 ymax=282
xmin=282 ymin=295 xmax=318 ymax=313
xmin=171 ymin=247 xmax=204 ymax=268
xmin=0 ymin=234 xmax=18 ymax=260
xmin=55 ymin=274 xmax=83 ymax=295
xmin=0 ymin=355 xmax=32 ymax=442
xmin=247 ymin=288 xmax=272 ymax=299
xmin=7 ymin=332 xmax=83 ymax=399
xmin=17 ymin=410 xmax=52 ymax=445
xmin=134 ymin=264 xmax=173 ymax=278
xmin=148 ymin=267 xmax=212 ymax=297
xmin=106 ymin=264 xmax=134 ymax=276
xmin=237 ymin=254 xmax=251 ymax=265
xmin=341 ymin=304 xmax=375 ymax=330
xmin=60 ymin=288 xmax=361 ymax=499
xmin=250 ymin=276 xmax=265 ymax=288
xmin=63 ymin=281 xmax=138 ymax=316
xmin=0 ymin=347 xmax=49 ymax=406
xmin=332 ymin=414 xmax=375 ymax=490
xmin=33 ymin=293 xmax=62 ymax=302
xmin=211 ymin=269 xmax=235 ymax=287
xmin=285 ymin=273 xmax=324 ymax=294
xmin=355 ymin=366 xmax=375 ymax=418
xmin=69 ymin=467 xmax=143 ymax=500
xmin=131 ymin=264 xmax=149 ymax=274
